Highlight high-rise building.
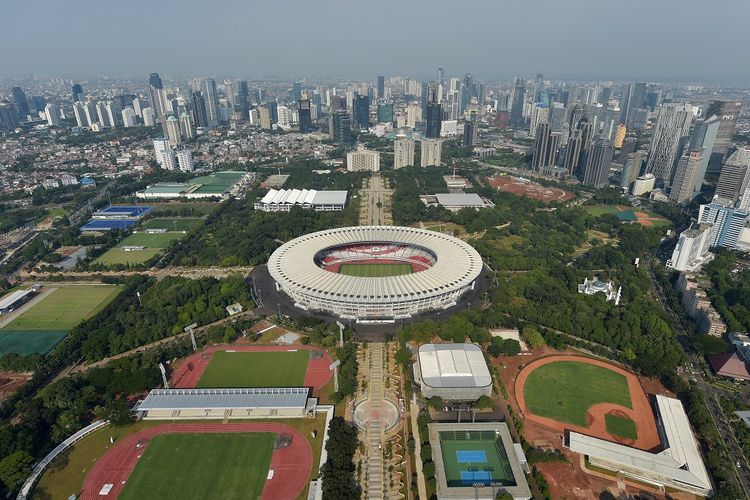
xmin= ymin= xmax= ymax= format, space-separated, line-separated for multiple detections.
xmin=394 ymin=138 xmax=415 ymax=169
xmin=330 ymin=94 xmax=346 ymax=112
xmin=258 ymin=106 xmax=271 ymax=130
xmin=122 ymin=107 xmax=137 ymax=128
xmin=463 ymin=120 xmax=478 ymax=147
xmin=176 ymin=149 xmax=193 ymax=172
xmin=420 ymin=139 xmax=442 ymax=167
xmin=670 ymin=150 xmax=704 ymax=204
xmin=142 ymin=107 xmax=156 ymax=127
xmin=548 ymin=102 xmax=566 ymax=134
xmin=667 ymin=223 xmax=714 ymax=272
xmin=353 ymin=94 xmax=370 ymax=130
xmin=237 ymin=80 xmax=250 ymax=119
xmin=298 ymin=98 xmax=312 ymax=133
xmin=347 ymin=146 xmax=380 ymax=171
xmin=704 ymin=100 xmax=742 ymax=172
xmin=529 ymin=104 xmax=549 ymax=137
xmin=0 ymin=101 xmax=19 ymax=131
xmin=582 ymin=138 xmax=614 ymax=187
xmin=330 ymin=110 xmax=352 ymax=145
xmin=191 ymin=91 xmax=209 ymax=129
xmin=179 ymin=112 xmax=195 ymax=140
xmin=72 ymin=83 xmax=84 ymax=103
xmin=153 ymin=138 xmax=176 ymax=170
xmin=95 ymin=101 xmax=110 ymax=127
xmin=687 ymin=114 xmax=720 ymax=194
xmin=44 ymin=103 xmax=60 ymax=126
xmin=30 ymin=96 xmax=46 ymax=114
xmin=147 ymin=73 xmax=165 ymax=124
xmin=203 ymin=79 xmax=220 ymax=127
xmin=698 ymin=199 xmax=749 ymax=249
xmin=72 ymin=102 xmax=87 ymax=128
xmin=532 ymin=123 xmax=559 ymax=171
xmin=613 ymin=124 xmax=627 ymax=148
xmin=620 ymin=150 xmax=645 ymax=188
xmin=11 ymin=87 xmax=29 ymax=120
xmin=425 ymin=82 xmax=441 ymax=138
xmin=509 ymin=78 xmax=526 ymax=129
xmin=292 ymin=82 xmax=303 ymax=101
xmin=618 ymin=82 xmax=647 ymax=127
xmin=645 ymin=102 xmax=693 ymax=183
xmin=564 ymin=130 xmax=584 ymax=175
xmin=714 ymin=147 xmax=750 ymax=204
xmin=377 ymin=103 xmax=393 ymax=124
xmin=377 ymin=76 xmax=385 ymax=99
xmin=436 ymin=67 xmax=444 ymax=86
xmin=164 ymin=115 xmax=182 ymax=147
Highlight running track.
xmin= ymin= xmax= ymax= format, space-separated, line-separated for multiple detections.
xmin=81 ymin=422 xmax=312 ymax=500
xmin=171 ymin=345 xmax=334 ymax=393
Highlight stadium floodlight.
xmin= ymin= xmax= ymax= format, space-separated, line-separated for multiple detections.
xmin=184 ymin=323 xmax=198 ymax=351
xmin=329 ymin=359 xmax=341 ymax=392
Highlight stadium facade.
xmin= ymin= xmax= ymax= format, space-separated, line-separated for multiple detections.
xmin=413 ymin=343 xmax=492 ymax=401
xmin=267 ymin=226 xmax=483 ymax=322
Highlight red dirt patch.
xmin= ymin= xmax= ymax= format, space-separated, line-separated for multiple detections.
xmin=487 ymin=174 xmax=574 ymax=203
xmin=81 ymin=422 xmax=312 ymax=500
xmin=0 ymin=371 xmax=32 ymax=402
xmin=171 ymin=345 xmax=334 ymax=394
xmin=514 ymin=354 xmax=661 ymax=451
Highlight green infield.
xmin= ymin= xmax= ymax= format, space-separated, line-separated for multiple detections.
xmin=4 ymin=285 xmax=121 ymax=331
xmin=119 ymin=433 xmax=275 ymax=500
xmin=339 ymin=262 xmax=413 ymax=277
xmin=438 ymin=430 xmax=515 ymax=488
xmin=140 ymin=217 xmax=201 ymax=231
xmin=523 ymin=360 xmax=632 ymax=427
xmin=197 ymin=350 xmax=310 ymax=388
xmin=118 ymin=232 xmax=184 ymax=248
xmin=605 ymin=414 xmax=638 ymax=440
xmin=95 ymin=248 xmax=162 ymax=266
xmin=0 ymin=330 xmax=67 ymax=355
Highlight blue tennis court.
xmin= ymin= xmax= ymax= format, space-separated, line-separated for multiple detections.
xmin=460 ymin=470 xmax=492 ymax=484
xmin=456 ymin=450 xmax=487 ymax=463
xmin=93 ymin=205 xmax=152 ymax=218
xmin=80 ymin=219 xmax=138 ymax=231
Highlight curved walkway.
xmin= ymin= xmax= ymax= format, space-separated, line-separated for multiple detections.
xmin=81 ymin=422 xmax=312 ymax=500
xmin=514 ymin=354 xmax=660 ymax=451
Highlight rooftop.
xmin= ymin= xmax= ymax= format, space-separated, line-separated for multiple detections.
xmin=0 ymin=289 xmax=34 ymax=310
xmin=417 ymin=343 xmax=492 ymax=388
xmin=137 ymin=387 xmax=310 ymax=410
xmin=434 ymin=193 xmax=486 ymax=207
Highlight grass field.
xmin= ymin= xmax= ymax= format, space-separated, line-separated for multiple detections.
xmin=197 ymin=350 xmax=310 ymax=388
xmin=118 ymin=232 xmax=184 ymax=248
xmin=0 ymin=330 xmax=67 ymax=355
xmin=140 ymin=217 xmax=201 ymax=231
xmin=523 ymin=360 xmax=633 ymax=427
xmin=4 ymin=285 xmax=121 ymax=331
xmin=605 ymin=414 xmax=638 ymax=440
xmin=119 ymin=433 xmax=274 ymax=500
xmin=339 ymin=262 xmax=413 ymax=277
xmin=438 ymin=430 xmax=515 ymax=487
xmin=585 ymin=205 xmax=671 ymax=227
xmin=95 ymin=248 xmax=162 ymax=266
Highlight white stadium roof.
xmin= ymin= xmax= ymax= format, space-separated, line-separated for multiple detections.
xmin=137 ymin=388 xmax=310 ymax=410
xmin=259 ymin=188 xmax=347 ymax=206
xmin=417 ymin=343 xmax=492 ymax=388
xmin=435 ymin=193 xmax=486 ymax=208
xmin=268 ymin=226 xmax=483 ymax=303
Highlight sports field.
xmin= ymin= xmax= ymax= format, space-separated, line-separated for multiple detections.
xmin=197 ymin=350 xmax=310 ymax=388
xmin=438 ymin=430 xmax=515 ymax=487
xmin=118 ymin=232 xmax=184 ymax=248
xmin=0 ymin=330 xmax=67 ymax=355
xmin=4 ymin=285 xmax=121 ymax=331
xmin=95 ymin=248 xmax=162 ymax=266
xmin=605 ymin=413 xmax=638 ymax=440
xmin=140 ymin=217 xmax=201 ymax=231
xmin=522 ymin=360 xmax=632 ymax=427
xmin=339 ymin=262 xmax=412 ymax=277
xmin=118 ymin=433 xmax=274 ymax=500
xmin=585 ymin=205 xmax=671 ymax=227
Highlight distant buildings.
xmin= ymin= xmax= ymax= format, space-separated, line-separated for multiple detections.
xmin=509 ymin=78 xmax=525 ymax=128
xmin=698 ymin=199 xmax=749 ymax=249
xmin=393 ymin=138 xmax=415 ymax=169
xmin=11 ymin=87 xmax=29 ymax=120
xmin=582 ymin=138 xmax=614 ymax=188
xmin=346 ymin=146 xmax=380 ymax=172
xmin=577 ymin=277 xmax=621 ymax=305
xmin=420 ymin=138 xmax=442 ymax=167
xmin=531 ymin=123 xmax=559 ymax=171
xmin=667 ymin=223 xmax=713 ymax=272
xmin=153 ymin=138 xmax=177 ymax=170
xmin=298 ymin=98 xmax=312 ymax=133
xmin=704 ymin=100 xmax=742 ymax=172
xmin=353 ymin=94 xmax=370 ymax=130
xmin=329 ymin=110 xmax=351 ymax=145
xmin=44 ymin=103 xmax=60 ymax=126
xmin=645 ymin=102 xmax=694 ymax=183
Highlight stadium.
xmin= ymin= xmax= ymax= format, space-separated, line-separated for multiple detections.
xmin=267 ymin=226 xmax=483 ymax=322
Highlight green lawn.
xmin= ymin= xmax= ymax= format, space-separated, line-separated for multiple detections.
xmin=118 ymin=232 xmax=184 ymax=248
xmin=605 ymin=414 xmax=638 ymax=440
xmin=119 ymin=433 xmax=275 ymax=500
xmin=523 ymin=360 xmax=633 ymax=427
xmin=197 ymin=350 xmax=310 ymax=388
xmin=95 ymin=248 xmax=162 ymax=266
xmin=0 ymin=330 xmax=67 ymax=355
xmin=339 ymin=262 xmax=412 ymax=277
xmin=141 ymin=217 xmax=201 ymax=231
xmin=4 ymin=285 xmax=122 ymax=331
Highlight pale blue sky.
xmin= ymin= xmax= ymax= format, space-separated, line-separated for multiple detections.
xmin=2 ymin=0 xmax=749 ymax=82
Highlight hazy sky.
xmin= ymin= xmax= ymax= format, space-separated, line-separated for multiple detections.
xmin=3 ymin=0 xmax=749 ymax=82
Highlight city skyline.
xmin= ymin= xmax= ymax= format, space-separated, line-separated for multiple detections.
xmin=2 ymin=0 xmax=750 ymax=82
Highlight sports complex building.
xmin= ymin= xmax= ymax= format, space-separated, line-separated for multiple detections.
xmin=267 ymin=226 xmax=483 ymax=322
xmin=428 ymin=422 xmax=531 ymax=500
xmin=254 ymin=188 xmax=348 ymax=212
xmin=567 ymin=395 xmax=712 ymax=496
xmin=413 ymin=343 xmax=492 ymax=401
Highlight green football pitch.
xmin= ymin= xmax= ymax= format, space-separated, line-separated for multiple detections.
xmin=118 ymin=433 xmax=275 ymax=500
xmin=0 ymin=330 xmax=67 ymax=355
xmin=523 ymin=360 xmax=632 ymax=427
xmin=4 ymin=285 xmax=121 ymax=331
xmin=140 ymin=217 xmax=201 ymax=231
xmin=117 ymin=232 xmax=184 ymax=248
xmin=197 ymin=350 xmax=310 ymax=388
xmin=95 ymin=248 xmax=162 ymax=266
xmin=438 ymin=430 xmax=515 ymax=488
xmin=339 ymin=262 xmax=412 ymax=277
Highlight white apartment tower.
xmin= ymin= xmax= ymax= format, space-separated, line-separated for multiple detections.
xmin=421 ymin=139 xmax=442 ymax=167
xmin=394 ymin=138 xmax=415 ymax=169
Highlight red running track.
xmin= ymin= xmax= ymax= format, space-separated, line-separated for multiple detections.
xmin=81 ymin=422 xmax=312 ymax=500
xmin=171 ymin=345 xmax=334 ymax=394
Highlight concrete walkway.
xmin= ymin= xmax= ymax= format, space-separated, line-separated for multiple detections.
xmin=409 ymin=396 xmax=427 ymax=500
xmin=366 ymin=342 xmax=385 ymax=499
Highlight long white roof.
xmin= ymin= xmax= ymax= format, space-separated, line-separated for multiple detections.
xmin=568 ymin=395 xmax=711 ymax=494
xmin=0 ymin=289 xmax=34 ymax=310
xmin=259 ymin=189 xmax=347 ymax=206
xmin=418 ymin=343 xmax=492 ymax=388
xmin=138 ymin=387 xmax=309 ymax=410
xmin=268 ymin=226 xmax=483 ymax=302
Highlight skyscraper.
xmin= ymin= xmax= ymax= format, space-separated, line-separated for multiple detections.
xmin=377 ymin=103 xmax=394 ymax=124
xmin=618 ymin=82 xmax=647 ymax=127
xmin=353 ymin=94 xmax=370 ymax=130
xmin=463 ymin=120 xmax=478 ymax=147
xmin=203 ymin=79 xmax=220 ymax=127
xmin=121 ymin=107 xmax=137 ymax=128
xmin=191 ymin=91 xmax=209 ymax=129
xmin=582 ymin=138 xmax=614 ymax=187
xmin=292 ymin=82 xmax=303 ymax=101
xmin=164 ymin=115 xmax=182 ymax=147
xmin=510 ymin=78 xmax=526 ymax=129
xmin=698 ymin=199 xmax=749 ymax=249
xmin=44 ymin=103 xmax=60 ymax=126
xmin=0 ymin=102 xmax=18 ymax=131
xmin=620 ymin=150 xmax=645 ymax=188
xmin=645 ymin=102 xmax=693 ymax=183
xmin=237 ymin=80 xmax=250 ymax=119
xmin=670 ymin=150 xmax=704 ymax=204
xmin=179 ymin=112 xmax=195 ymax=140
xmin=436 ymin=67 xmax=444 ymax=86
xmin=394 ymin=138 xmax=415 ymax=168
xmin=176 ymin=150 xmax=193 ymax=172
xmin=11 ymin=87 xmax=29 ymax=120
xmin=420 ymin=139 xmax=442 ymax=167
xmin=688 ymin=115 xmax=720 ymax=194
xmin=425 ymin=82 xmax=441 ymax=139
xmin=564 ymin=130 xmax=584 ymax=175
xmin=258 ymin=106 xmax=271 ymax=130
xmin=714 ymin=147 xmax=750 ymax=204
xmin=153 ymin=138 xmax=176 ymax=170
xmin=704 ymin=100 xmax=743 ymax=172
xmin=298 ymin=98 xmax=312 ymax=133
xmin=330 ymin=110 xmax=352 ymax=145
xmin=532 ymin=123 xmax=559 ymax=171
xmin=72 ymin=83 xmax=84 ymax=103
xmin=377 ymin=76 xmax=385 ymax=99
xmin=147 ymin=73 xmax=165 ymax=124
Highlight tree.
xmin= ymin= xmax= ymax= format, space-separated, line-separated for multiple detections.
xmin=93 ymin=399 xmax=132 ymax=427
xmin=475 ymin=395 xmax=494 ymax=410
xmin=0 ymin=450 xmax=34 ymax=492
xmin=501 ymin=339 xmax=521 ymax=356
xmin=321 ymin=417 xmax=360 ymax=499
xmin=395 ymin=346 xmax=411 ymax=367
xmin=426 ymin=396 xmax=444 ymax=410
xmin=521 ymin=326 xmax=545 ymax=349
